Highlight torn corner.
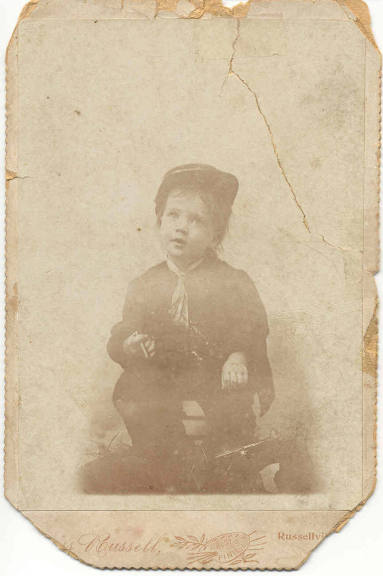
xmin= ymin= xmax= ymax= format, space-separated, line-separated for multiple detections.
xmin=333 ymin=492 xmax=377 ymax=533
xmin=18 ymin=0 xmax=40 ymax=21
xmin=23 ymin=516 xmax=84 ymax=565
xmin=6 ymin=0 xmax=40 ymax=59
xmin=338 ymin=0 xmax=380 ymax=51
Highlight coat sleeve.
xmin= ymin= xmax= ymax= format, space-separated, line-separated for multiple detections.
xmin=230 ymin=271 xmax=274 ymax=412
xmin=230 ymin=270 xmax=269 ymax=362
xmin=107 ymin=278 xmax=147 ymax=369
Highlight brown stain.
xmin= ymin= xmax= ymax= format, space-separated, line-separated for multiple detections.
xmin=363 ymin=302 xmax=378 ymax=379
xmin=6 ymin=169 xmax=17 ymax=182
xmin=156 ymin=0 xmax=179 ymax=13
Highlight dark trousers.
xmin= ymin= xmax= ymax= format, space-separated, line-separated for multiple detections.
xmin=113 ymin=368 xmax=257 ymax=459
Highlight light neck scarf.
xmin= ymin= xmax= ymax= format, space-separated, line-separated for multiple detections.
xmin=167 ymin=256 xmax=204 ymax=327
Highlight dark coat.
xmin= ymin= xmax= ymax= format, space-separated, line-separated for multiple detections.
xmin=108 ymin=252 xmax=271 ymax=406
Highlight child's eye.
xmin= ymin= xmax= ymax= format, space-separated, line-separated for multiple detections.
xmin=167 ymin=210 xmax=179 ymax=218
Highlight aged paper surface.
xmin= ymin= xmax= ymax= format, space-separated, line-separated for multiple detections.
xmin=5 ymin=0 xmax=380 ymax=569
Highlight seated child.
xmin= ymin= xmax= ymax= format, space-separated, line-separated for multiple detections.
xmin=107 ymin=164 xmax=274 ymax=472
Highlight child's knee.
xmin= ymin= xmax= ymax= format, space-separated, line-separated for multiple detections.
xmin=114 ymin=397 xmax=141 ymax=423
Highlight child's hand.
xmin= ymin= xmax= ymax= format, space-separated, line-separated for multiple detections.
xmin=222 ymin=352 xmax=248 ymax=391
xmin=123 ymin=331 xmax=156 ymax=359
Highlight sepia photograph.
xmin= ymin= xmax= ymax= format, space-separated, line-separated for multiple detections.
xmin=3 ymin=0 xmax=380 ymax=570
xmin=82 ymin=162 xmax=312 ymax=494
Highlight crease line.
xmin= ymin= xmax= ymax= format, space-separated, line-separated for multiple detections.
xmin=222 ymin=20 xmax=310 ymax=234
xmin=320 ymin=234 xmax=362 ymax=255
xmin=221 ymin=18 xmax=241 ymax=92
xmin=230 ymin=67 xmax=311 ymax=233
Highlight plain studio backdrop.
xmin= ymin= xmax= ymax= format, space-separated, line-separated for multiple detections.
xmin=1 ymin=0 xmax=383 ymax=574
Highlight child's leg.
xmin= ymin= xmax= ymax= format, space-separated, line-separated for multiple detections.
xmin=199 ymin=390 xmax=257 ymax=455
xmin=113 ymin=379 xmax=187 ymax=461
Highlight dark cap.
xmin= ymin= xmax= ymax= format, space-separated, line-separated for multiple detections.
xmin=155 ymin=163 xmax=239 ymax=218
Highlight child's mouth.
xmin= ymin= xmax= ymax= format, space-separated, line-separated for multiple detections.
xmin=171 ymin=238 xmax=186 ymax=248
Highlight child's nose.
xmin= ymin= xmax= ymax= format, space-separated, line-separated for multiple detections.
xmin=176 ymin=217 xmax=189 ymax=234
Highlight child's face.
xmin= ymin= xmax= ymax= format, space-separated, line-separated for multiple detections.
xmin=159 ymin=189 xmax=216 ymax=268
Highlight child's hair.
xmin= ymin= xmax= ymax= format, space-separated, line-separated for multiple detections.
xmin=155 ymin=164 xmax=238 ymax=246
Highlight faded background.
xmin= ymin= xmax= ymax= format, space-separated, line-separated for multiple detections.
xmin=5 ymin=0 xmax=378 ymax=515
